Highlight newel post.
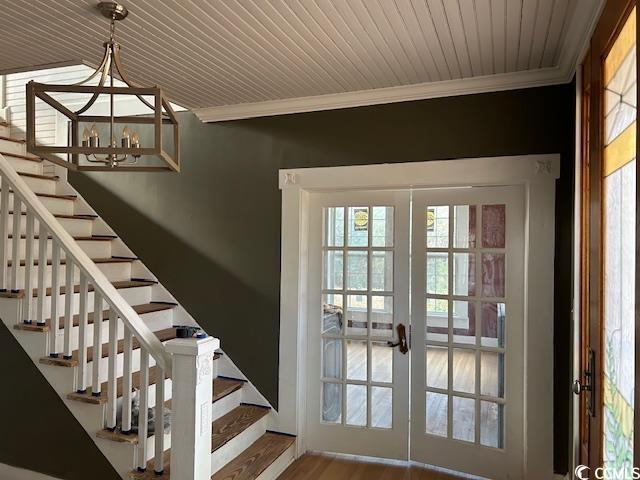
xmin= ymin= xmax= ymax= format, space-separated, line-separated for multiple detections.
xmin=166 ymin=336 xmax=219 ymax=480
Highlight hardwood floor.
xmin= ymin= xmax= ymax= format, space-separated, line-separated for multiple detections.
xmin=278 ymin=453 xmax=466 ymax=479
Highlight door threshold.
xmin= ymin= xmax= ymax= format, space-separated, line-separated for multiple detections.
xmin=307 ymin=450 xmax=489 ymax=479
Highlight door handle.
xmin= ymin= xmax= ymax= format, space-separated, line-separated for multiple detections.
xmin=387 ymin=323 xmax=409 ymax=354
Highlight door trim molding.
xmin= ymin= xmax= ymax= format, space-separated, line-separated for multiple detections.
xmin=275 ymin=154 xmax=560 ymax=478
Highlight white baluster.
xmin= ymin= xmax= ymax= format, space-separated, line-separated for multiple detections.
xmin=106 ymin=308 xmax=118 ymax=429
xmin=91 ymin=290 xmax=103 ymax=396
xmin=137 ymin=348 xmax=150 ymax=472
xmin=48 ymin=242 xmax=61 ymax=357
xmin=0 ymin=177 xmax=9 ymax=291
xmin=77 ymin=273 xmax=89 ymax=393
xmin=36 ymin=228 xmax=47 ymax=326
xmin=63 ymin=256 xmax=74 ymax=359
xmin=9 ymin=194 xmax=20 ymax=292
xmin=22 ymin=213 xmax=35 ymax=324
xmin=122 ymin=326 xmax=133 ymax=433
xmin=154 ymin=368 xmax=165 ymax=475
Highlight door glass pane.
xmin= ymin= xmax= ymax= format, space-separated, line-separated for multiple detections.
xmin=426 ymin=346 xmax=448 ymax=389
xmin=322 ymin=383 xmax=342 ymax=424
xmin=426 ymin=298 xmax=449 ymax=342
xmin=372 ymin=206 xmax=394 ymax=247
xmin=324 ymin=207 xmax=345 ymax=247
xmin=322 ymin=293 xmax=343 ymax=335
xmin=452 ymin=300 xmax=476 ymax=345
xmin=346 ymin=251 xmax=367 ymax=290
xmin=481 ymin=205 xmax=506 ymax=248
xmin=346 ymin=295 xmax=367 ymax=336
xmin=453 ymin=252 xmax=476 ymax=296
xmin=371 ymin=295 xmax=393 ymax=338
xmin=346 ymin=384 xmax=367 ymax=426
xmin=372 ymin=342 xmax=392 ymax=383
xmin=323 ymin=250 xmax=343 ymax=290
xmin=426 ymin=391 xmax=448 ymax=437
xmin=348 ymin=207 xmax=369 ymax=247
xmin=346 ymin=340 xmax=367 ymax=381
xmin=481 ymin=351 xmax=504 ymax=398
xmin=426 ymin=206 xmax=449 ymax=247
xmin=603 ymin=8 xmax=636 ymax=470
xmin=452 ymin=348 xmax=475 ymax=394
xmin=481 ymin=253 xmax=505 ymax=298
xmin=481 ymin=302 xmax=505 ymax=347
xmin=322 ymin=338 xmax=342 ymax=379
xmin=426 ymin=253 xmax=449 ymax=294
xmin=480 ymin=401 xmax=503 ymax=448
xmin=452 ymin=396 xmax=475 ymax=442
xmin=371 ymin=251 xmax=393 ymax=291
xmin=453 ymin=205 xmax=477 ymax=248
xmin=371 ymin=387 xmax=393 ymax=429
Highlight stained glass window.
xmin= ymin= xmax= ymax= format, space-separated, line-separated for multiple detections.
xmin=603 ymin=7 xmax=636 ymax=473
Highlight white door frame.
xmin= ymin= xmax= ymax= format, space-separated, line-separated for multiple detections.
xmin=275 ymin=154 xmax=560 ymax=479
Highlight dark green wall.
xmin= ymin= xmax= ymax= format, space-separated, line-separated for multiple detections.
xmin=66 ymin=84 xmax=573 ymax=474
xmin=0 ymin=320 xmax=120 ymax=479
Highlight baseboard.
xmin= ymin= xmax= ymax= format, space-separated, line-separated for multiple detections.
xmin=0 ymin=463 xmax=63 ymax=480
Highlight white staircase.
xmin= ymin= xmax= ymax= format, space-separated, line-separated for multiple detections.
xmin=0 ymin=119 xmax=295 ymax=480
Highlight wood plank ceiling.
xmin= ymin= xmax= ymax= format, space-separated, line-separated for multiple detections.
xmin=0 ymin=0 xmax=603 ymax=121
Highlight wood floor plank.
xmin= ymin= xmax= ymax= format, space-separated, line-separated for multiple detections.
xmin=278 ymin=454 xmax=465 ymax=480
xmin=211 ymin=432 xmax=295 ymax=480
xmin=212 ymin=404 xmax=270 ymax=451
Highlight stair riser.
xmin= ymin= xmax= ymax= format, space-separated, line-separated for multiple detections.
xmin=10 ymin=262 xmax=132 ymax=291
xmin=18 ymin=175 xmax=57 ymax=195
xmin=211 ymin=416 xmax=269 ymax=475
xmin=7 ymin=238 xmax=113 ymax=260
xmin=0 ymin=138 xmax=25 ymax=156
xmin=7 ymin=214 xmax=93 ymax=236
xmin=211 ymin=388 xmax=242 ymax=421
xmin=51 ymin=308 xmax=174 ymax=353
xmin=3 ymin=193 xmax=75 ymax=216
xmin=3 ymin=156 xmax=43 ymax=175
xmin=28 ymin=285 xmax=154 ymax=317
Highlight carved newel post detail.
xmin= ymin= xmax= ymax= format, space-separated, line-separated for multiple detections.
xmin=166 ymin=336 xmax=219 ymax=480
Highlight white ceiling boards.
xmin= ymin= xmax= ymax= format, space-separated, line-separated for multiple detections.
xmin=0 ymin=0 xmax=602 ymax=121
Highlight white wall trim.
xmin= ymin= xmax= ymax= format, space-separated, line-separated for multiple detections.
xmin=0 ymin=463 xmax=64 ymax=480
xmin=276 ymin=154 xmax=560 ymax=477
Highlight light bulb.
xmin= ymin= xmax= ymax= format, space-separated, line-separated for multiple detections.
xmin=122 ymin=126 xmax=130 ymax=139
xmin=82 ymin=128 xmax=90 ymax=142
xmin=90 ymin=124 xmax=99 ymax=137
xmin=131 ymin=131 xmax=140 ymax=143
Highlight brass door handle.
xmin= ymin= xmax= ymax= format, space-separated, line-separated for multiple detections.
xmin=387 ymin=323 xmax=409 ymax=354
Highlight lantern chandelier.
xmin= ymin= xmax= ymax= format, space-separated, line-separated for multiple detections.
xmin=26 ymin=1 xmax=180 ymax=172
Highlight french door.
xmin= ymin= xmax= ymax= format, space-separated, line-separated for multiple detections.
xmin=306 ymin=186 xmax=525 ymax=479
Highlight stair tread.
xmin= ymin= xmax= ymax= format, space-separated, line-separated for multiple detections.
xmin=38 ymin=278 xmax=156 ymax=298
xmin=40 ymin=328 xmax=177 ymax=366
xmin=15 ymin=302 xmax=175 ymax=333
xmin=100 ymin=377 xmax=246 ymax=445
xmin=10 ymin=211 xmax=96 ymax=220
xmin=17 ymin=171 xmax=58 ymax=181
xmin=130 ymin=405 xmax=271 ymax=478
xmin=8 ymin=234 xmax=116 ymax=241
xmin=0 ymin=151 xmax=43 ymax=163
xmin=211 ymin=432 xmax=295 ymax=480
xmin=0 ymin=188 xmax=76 ymax=200
xmin=9 ymin=256 xmax=136 ymax=267
xmin=0 ymin=135 xmax=25 ymax=144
